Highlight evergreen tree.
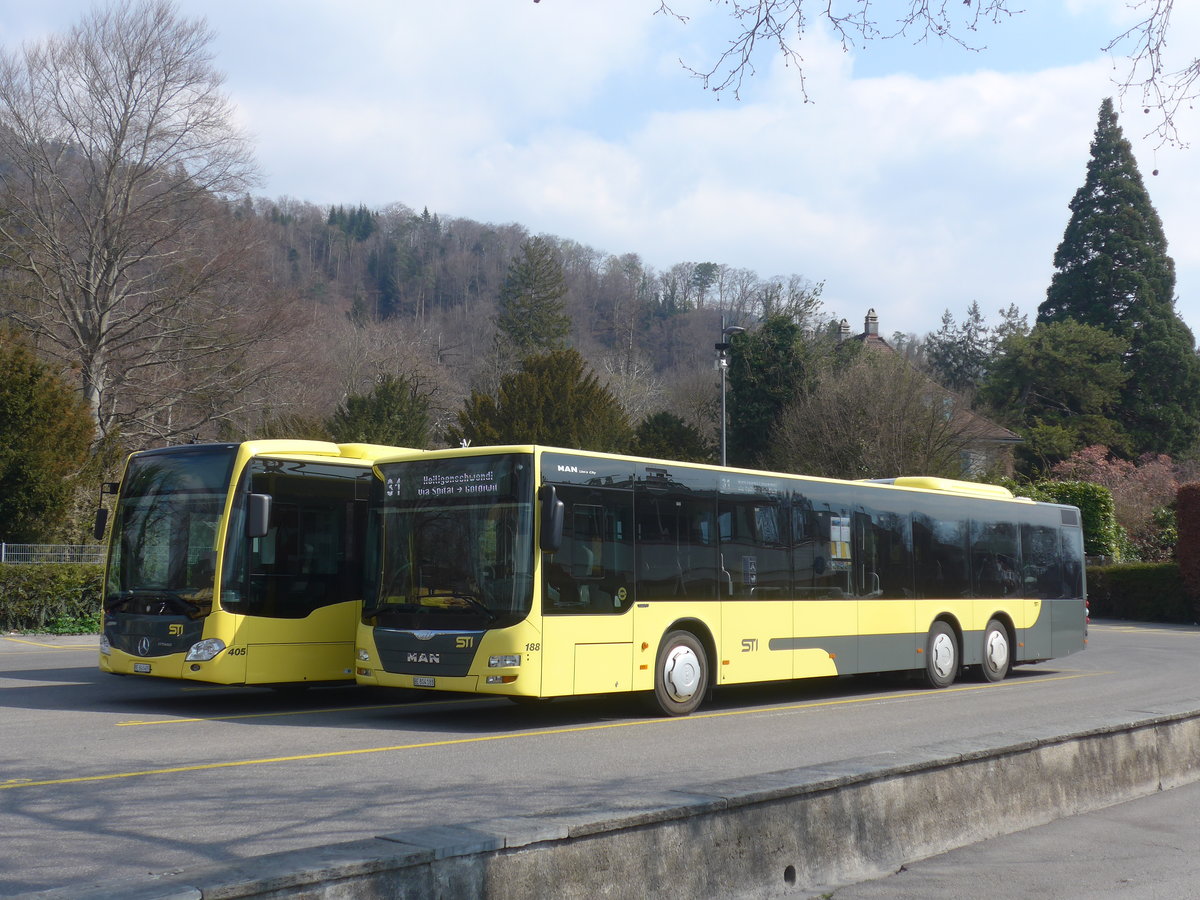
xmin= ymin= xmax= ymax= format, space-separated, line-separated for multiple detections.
xmin=726 ymin=314 xmax=822 ymax=468
xmin=978 ymin=320 xmax=1130 ymax=473
xmin=0 ymin=328 xmax=95 ymax=542
xmin=632 ymin=411 xmax=712 ymax=463
xmin=1038 ymin=98 xmax=1200 ymax=455
xmin=925 ymin=302 xmax=992 ymax=394
xmin=447 ymin=349 xmax=633 ymax=452
xmin=326 ymin=374 xmax=433 ymax=449
xmin=494 ymin=237 xmax=571 ymax=363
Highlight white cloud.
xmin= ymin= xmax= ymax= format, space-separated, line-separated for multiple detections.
xmin=4 ymin=1 xmax=1198 ymax=338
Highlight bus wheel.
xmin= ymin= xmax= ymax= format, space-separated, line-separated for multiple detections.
xmin=653 ymin=631 xmax=708 ymax=717
xmin=923 ymin=621 xmax=958 ymax=689
xmin=980 ymin=619 xmax=1011 ymax=683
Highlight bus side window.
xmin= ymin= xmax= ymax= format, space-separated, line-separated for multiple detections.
xmin=545 ymin=488 xmax=633 ymax=614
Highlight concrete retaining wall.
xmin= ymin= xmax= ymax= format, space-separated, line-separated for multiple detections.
xmin=27 ymin=702 xmax=1200 ymax=900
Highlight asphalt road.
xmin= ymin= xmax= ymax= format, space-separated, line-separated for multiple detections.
xmin=2 ymin=621 xmax=1198 ymax=897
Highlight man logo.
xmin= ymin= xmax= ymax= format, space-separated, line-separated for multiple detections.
xmin=136 ymin=636 xmax=152 ymax=657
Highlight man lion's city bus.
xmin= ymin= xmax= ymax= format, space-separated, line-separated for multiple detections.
xmin=99 ymin=440 xmax=414 ymax=686
xmin=355 ymin=445 xmax=1087 ymax=716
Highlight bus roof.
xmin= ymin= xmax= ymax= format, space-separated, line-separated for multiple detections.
xmin=372 ymin=444 xmax=1039 ymax=504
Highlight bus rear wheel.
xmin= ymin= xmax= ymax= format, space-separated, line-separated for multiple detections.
xmin=923 ymin=621 xmax=959 ymax=688
xmin=980 ymin=619 xmax=1011 ymax=683
xmin=652 ymin=630 xmax=708 ymax=717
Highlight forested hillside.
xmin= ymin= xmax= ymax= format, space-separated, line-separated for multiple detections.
xmin=235 ymin=196 xmax=826 ymax=445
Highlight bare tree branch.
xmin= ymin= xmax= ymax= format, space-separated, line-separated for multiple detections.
xmin=0 ymin=0 xmax=265 ymax=443
xmin=657 ymin=0 xmax=1194 ymax=145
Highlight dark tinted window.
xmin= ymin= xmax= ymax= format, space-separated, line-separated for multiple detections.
xmin=635 ymin=465 xmax=717 ymax=601
xmin=1022 ymin=521 xmax=1065 ymax=599
xmin=854 ymin=499 xmax=913 ymax=599
xmin=792 ymin=489 xmax=853 ymax=598
xmin=912 ymin=509 xmax=970 ymax=599
xmin=970 ymin=516 xmax=1021 ymax=598
xmin=718 ymin=476 xmax=788 ymax=598
xmin=544 ymin=486 xmax=634 ymax=615
xmin=223 ymin=460 xmax=373 ymax=618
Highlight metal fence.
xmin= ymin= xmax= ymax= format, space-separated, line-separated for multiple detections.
xmin=0 ymin=543 xmax=106 ymax=565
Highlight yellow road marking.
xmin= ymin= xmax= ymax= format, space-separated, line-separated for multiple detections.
xmin=2 ymin=670 xmax=1104 ymax=791
xmin=0 ymin=636 xmax=95 ymax=650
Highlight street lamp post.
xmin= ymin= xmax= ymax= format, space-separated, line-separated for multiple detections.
xmin=715 ymin=321 xmax=745 ymax=466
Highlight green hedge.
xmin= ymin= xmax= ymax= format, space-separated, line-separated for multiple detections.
xmin=1002 ymin=479 xmax=1123 ymax=559
xmin=1086 ymin=562 xmax=1198 ymax=624
xmin=0 ymin=564 xmax=103 ymax=633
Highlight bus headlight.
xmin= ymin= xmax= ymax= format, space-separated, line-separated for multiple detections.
xmin=488 ymin=655 xmax=521 ymax=668
xmin=356 ymin=648 xmax=371 ymax=661
xmin=99 ymin=634 xmax=111 ymax=656
xmin=185 ymin=639 xmax=226 ymax=661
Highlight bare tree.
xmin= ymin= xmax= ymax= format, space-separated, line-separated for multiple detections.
xmin=769 ymin=350 xmax=993 ymax=479
xmin=0 ymin=0 xmax=262 ymax=442
xmin=1102 ymin=1 xmax=1199 ymax=147
xmin=658 ymin=1 xmax=1197 ymax=146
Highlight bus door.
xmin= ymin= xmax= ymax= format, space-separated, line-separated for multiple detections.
xmin=717 ymin=490 xmax=790 ymax=684
xmin=540 ymin=486 xmax=635 ymax=696
xmin=224 ymin=459 xmax=372 ymax=682
xmin=792 ymin=501 xmax=857 ymax=677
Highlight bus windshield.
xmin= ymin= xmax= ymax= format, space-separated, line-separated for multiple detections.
xmin=104 ymin=445 xmax=237 ymax=617
xmin=367 ymin=453 xmax=535 ymax=629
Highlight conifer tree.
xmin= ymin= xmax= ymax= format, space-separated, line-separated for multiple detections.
xmin=925 ymin=302 xmax=993 ymax=394
xmin=726 ymin=314 xmax=820 ymax=468
xmin=494 ymin=238 xmax=571 ymax=363
xmin=0 ymin=328 xmax=94 ymax=542
xmin=1038 ymin=98 xmax=1200 ymax=456
xmin=633 ymin=411 xmax=712 ymax=463
xmin=447 ymin=349 xmax=632 ymax=453
xmin=326 ymin=374 xmax=432 ymax=449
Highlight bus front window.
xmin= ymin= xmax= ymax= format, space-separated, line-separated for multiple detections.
xmin=369 ymin=454 xmax=534 ymax=630
xmin=105 ymin=445 xmax=237 ymax=618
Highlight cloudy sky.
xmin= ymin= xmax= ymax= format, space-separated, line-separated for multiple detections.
xmin=3 ymin=1 xmax=1198 ymax=338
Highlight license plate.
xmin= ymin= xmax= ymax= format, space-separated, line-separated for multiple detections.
xmin=133 ymin=663 xmax=151 ymax=674
xmin=413 ymin=676 xmax=435 ymax=688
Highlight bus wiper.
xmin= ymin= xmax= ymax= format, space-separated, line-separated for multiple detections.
xmin=425 ymin=590 xmax=497 ymax=622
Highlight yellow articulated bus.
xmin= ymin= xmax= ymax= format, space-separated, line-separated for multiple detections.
xmin=355 ymin=445 xmax=1087 ymax=716
xmin=99 ymin=440 xmax=416 ymax=687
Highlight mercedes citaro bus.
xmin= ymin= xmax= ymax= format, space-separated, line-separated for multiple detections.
xmin=99 ymin=440 xmax=417 ymax=686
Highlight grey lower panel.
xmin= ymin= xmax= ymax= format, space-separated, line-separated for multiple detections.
xmin=768 ymin=634 xmax=924 ymax=676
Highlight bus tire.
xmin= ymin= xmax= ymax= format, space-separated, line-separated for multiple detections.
xmin=980 ymin=619 xmax=1011 ymax=683
xmin=653 ymin=630 xmax=708 ymax=717
xmin=923 ymin=621 xmax=959 ymax=689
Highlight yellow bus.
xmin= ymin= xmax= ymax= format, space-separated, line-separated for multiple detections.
xmin=355 ymin=445 xmax=1087 ymax=715
xmin=99 ymin=440 xmax=415 ymax=686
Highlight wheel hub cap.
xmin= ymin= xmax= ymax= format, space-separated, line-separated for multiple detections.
xmin=663 ymin=645 xmax=701 ymax=702
xmin=930 ymin=632 xmax=955 ymax=679
xmin=985 ymin=631 xmax=1009 ymax=671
